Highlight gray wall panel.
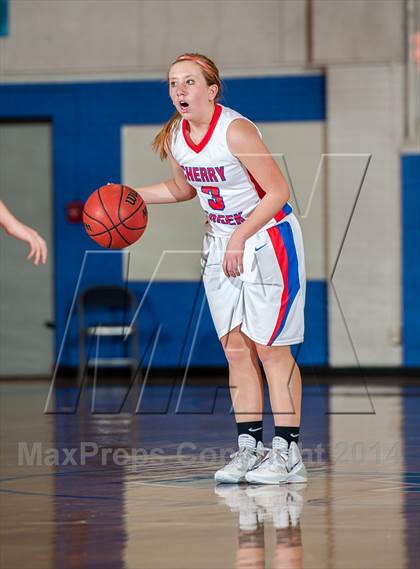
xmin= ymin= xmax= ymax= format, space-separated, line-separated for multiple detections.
xmin=0 ymin=0 xmax=405 ymax=79
xmin=142 ymin=1 xmax=219 ymax=70
xmin=313 ymin=0 xmax=404 ymax=64
xmin=327 ymin=64 xmax=403 ymax=366
xmin=1 ymin=0 xmax=142 ymax=74
xmin=0 ymin=0 xmax=307 ymax=80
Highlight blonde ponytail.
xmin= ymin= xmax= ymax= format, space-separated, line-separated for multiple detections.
xmin=152 ymin=111 xmax=181 ymax=161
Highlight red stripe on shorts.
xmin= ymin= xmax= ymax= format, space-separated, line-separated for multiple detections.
xmin=267 ymin=225 xmax=289 ymax=346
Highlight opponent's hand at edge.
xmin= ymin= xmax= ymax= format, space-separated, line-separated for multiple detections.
xmin=4 ymin=218 xmax=48 ymax=266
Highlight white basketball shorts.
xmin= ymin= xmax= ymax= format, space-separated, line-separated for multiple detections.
xmin=201 ymin=213 xmax=306 ymax=346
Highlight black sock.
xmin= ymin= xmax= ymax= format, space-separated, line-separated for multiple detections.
xmin=275 ymin=426 xmax=300 ymax=446
xmin=237 ymin=421 xmax=263 ymax=444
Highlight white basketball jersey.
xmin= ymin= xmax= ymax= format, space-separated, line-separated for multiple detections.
xmin=170 ymin=103 xmax=292 ymax=237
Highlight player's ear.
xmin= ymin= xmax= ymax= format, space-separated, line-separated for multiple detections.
xmin=208 ymin=84 xmax=218 ymax=101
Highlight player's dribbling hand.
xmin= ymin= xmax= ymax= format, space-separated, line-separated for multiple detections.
xmin=223 ymin=233 xmax=245 ymax=278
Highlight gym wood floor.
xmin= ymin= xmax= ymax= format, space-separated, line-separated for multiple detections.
xmin=1 ymin=375 xmax=419 ymax=569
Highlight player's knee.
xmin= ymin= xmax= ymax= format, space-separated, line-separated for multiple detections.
xmin=256 ymin=344 xmax=291 ymax=365
xmin=222 ymin=343 xmax=252 ymax=365
xmin=221 ymin=331 xmax=255 ymax=366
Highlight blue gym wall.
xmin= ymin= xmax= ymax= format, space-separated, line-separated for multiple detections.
xmin=401 ymin=153 xmax=420 ymax=367
xmin=0 ymin=75 xmax=328 ymax=368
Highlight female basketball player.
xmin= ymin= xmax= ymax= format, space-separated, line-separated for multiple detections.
xmin=134 ymin=53 xmax=307 ymax=485
xmin=0 ymin=200 xmax=47 ymax=265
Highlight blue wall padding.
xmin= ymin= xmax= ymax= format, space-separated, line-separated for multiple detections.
xmin=0 ymin=0 xmax=8 ymax=37
xmin=401 ymin=154 xmax=420 ymax=366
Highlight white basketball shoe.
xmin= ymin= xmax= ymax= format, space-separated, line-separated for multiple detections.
xmin=214 ymin=434 xmax=266 ymax=484
xmin=245 ymin=436 xmax=307 ymax=485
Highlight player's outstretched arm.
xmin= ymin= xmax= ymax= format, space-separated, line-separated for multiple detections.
xmin=0 ymin=201 xmax=48 ymax=266
xmin=134 ymin=145 xmax=196 ymax=205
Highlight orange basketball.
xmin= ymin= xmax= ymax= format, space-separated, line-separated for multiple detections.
xmin=83 ymin=184 xmax=148 ymax=249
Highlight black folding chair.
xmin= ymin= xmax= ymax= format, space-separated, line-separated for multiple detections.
xmin=77 ymin=285 xmax=140 ymax=384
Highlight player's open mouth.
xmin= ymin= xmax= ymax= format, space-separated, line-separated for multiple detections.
xmin=179 ymin=101 xmax=190 ymax=113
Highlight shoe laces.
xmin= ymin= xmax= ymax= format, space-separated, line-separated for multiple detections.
xmin=228 ymin=446 xmax=254 ymax=469
xmin=265 ymin=447 xmax=288 ymax=467
xmin=262 ymin=437 xmax=289 ymax=468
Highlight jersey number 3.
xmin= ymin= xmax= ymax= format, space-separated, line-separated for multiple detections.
xmin=201 ymin=186 xmax=225 ymax=211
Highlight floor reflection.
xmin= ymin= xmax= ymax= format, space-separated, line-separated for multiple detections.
xmin=215 ymin=484 xmax=305 ymax=569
